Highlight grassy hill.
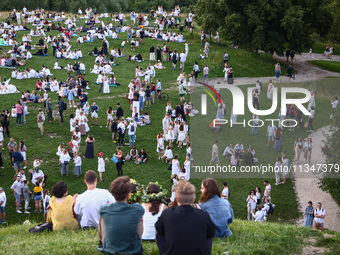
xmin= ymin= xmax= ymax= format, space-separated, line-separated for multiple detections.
xmin=0 ymin=219 xmax=339 ymax=255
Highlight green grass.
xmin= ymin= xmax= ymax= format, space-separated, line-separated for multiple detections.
xmin=307 ymin=60 xmax=340 ymax=73
xmin=0 ymin=14 xmax=338 ymax=232
xmin=1 ymin=219 xmax=340 ymax=255
xmin=312 ymin=42 xmax=340 ymax=55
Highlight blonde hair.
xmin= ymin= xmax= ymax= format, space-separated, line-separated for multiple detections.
xmin=176 ymin=181 xmax=196 ymax=205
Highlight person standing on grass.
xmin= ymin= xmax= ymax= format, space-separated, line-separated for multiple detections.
xmin=221 ymin=182 xmax=229 ymax=200
xmin=57 ymin=96 xmax=64 ymax=123
xmin=11 ymin=174 xmax=23 ymax=213
xmin=210 ymin=140 xmax=220 ymax=166
xmin=1 ymin=110 xmax=10 ymax=138
xmin=45 ymin=97 xmax=53 ymax=123
xmin=91 ymin=102 xmax=99 ymax=126
xmin=19 ymin=141 xmax=27 ymax=169
xmin=59 ymin=149 xmax=71 ymax=176
xmin=12 ymin=147 xmax=23 ymax=174
xmin=179 ymin=81 xmax=187 ymax=103
xmin=330 ymin=96 xmax=339 ymax=119
xmin=246 ymin=189 xmax=257 ymax=221
xmin=204 ymin=41 xmax=211 ymax=58
xmin=111 ymin=117 xmax=118 ymax=142
xmin=33 ymin=181 xmax=43 ymax=213
xmin=15 ymin=101 xmax=23 ymax=125
xmin=0 ymin=187 xmax=6 ymax=223
xmin=286 ymin=63 xmax=294 ymax=81
xmin=8 ymin=138 xmax=17 ymax=165
xmin=127 ymin=119 xmax=137 ymax=147
xmin=117 ymin=120 xmax=126 ymax=147
xmin=37 ymin=108 xmax=45 ymax=135
xmin=266 ymin=123 xmax=277 ymax=147
xmin=73 ymin=170 xmax=116 ymax=229
xmin=114 ymin=147 xmax=124 ymax=176
xmin=97 ymin=152 xmax=106 ymax=182
xmin=314 ymin=202 xmax=326 ymax=227
xmin=179 ymin=50 xmax=186 ymax=70
xmin=202 ymin=64 xmax=209 ymax=84
xmin=307 ymin=106 xmax=315 ymax=132
xmin=114 ymin=103 xmax=124 ymax=120
xmin=262 ymin=180 xmax=271 ymax=204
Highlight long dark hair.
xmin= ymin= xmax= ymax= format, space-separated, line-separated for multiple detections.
xmin=147 ymin=184 xmax=161 ymax=216
xmin=199 ymin=178 xmax=221 ymax=203
xmin=20 ymin=140 xmax=25 ymax=150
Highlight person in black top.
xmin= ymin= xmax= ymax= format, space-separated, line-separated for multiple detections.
xmin=175 ymin=103 xmax=186 ymax=121
xmin=138 ymin=148 xmax=148 ymax=163
xmin=79 ymin=91 xmax=88 ymax=106
xmin=38 ymin=37 xmax=44 ymax=46
xmin=156 ymin=46 xmax=161 ymax=61
xmin=155 ymin=181 xmax=215 ymax=255
xmin=57 ymin=96 xmax=64 ymax=123
xmin=135 ymin=52 xmax=143 ymax=61
xmin=115 ymin=103 xmax=124 ymax=120
xmin=0 ymin=110 xmax=10 ymax=137
xmin=111 ymin=117 xmax=118 ymax=142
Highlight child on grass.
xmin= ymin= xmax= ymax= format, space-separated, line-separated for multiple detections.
xmin=43 ymin=189 xmax=50 ymax=222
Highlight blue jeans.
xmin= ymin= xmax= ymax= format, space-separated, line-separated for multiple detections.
xmin=128 ymin=134 xmax=135 ymax=146
xmin=16 ymin=113 xmax=22 ymax=124
xmin=202 ymin=74 xmax=209 ymax=84
xmin=127 ymin=34 xmax=132 ymax=42
xmin=139 ymin=97 xmax=144 ymax=110
xmin=252 ymin=126 xmax=258 ymax=135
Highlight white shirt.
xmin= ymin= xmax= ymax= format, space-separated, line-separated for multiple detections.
xmin=127 ymin=123 xmax=136 ymax=135
xmin=314 ymin=208 xmax=325 ymax=224
xmin=264 ymin=184 xmax=271 ymax=197
xmin=0 ymin=191 xmax=7 ymax=207
xmin=221 ymin=187 xmax=229 ymax=200
xmin=267 ymin=125 xmax=277 ymax=136
xmin=11 ymin=180 xmax=23 ymax=195
xmin=118 ymin=122 xmax=125 ymax=134
xmin=180 ymin=53 xmax=186 ymax=62
xmin=332 ymin=100 xmax=339 ymax=109
xmin=74 ymin=188 xmax=116 ymax=228
xmin=252 ymin=210 xmax=265 ymax=222
xmin=164 ymin=149 xmax=173 ymax=159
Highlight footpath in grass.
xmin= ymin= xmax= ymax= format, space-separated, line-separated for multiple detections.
xmin=1 ymin=219 xmax=340 ymax=255
xmin=307 ymin=60 xmax=340 ymax=73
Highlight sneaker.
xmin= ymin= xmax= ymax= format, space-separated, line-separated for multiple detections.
xmin=24 ymin=211 xmax=30 ymax=214
xmin=1 ymin=219 xmax=6 ymax=223
xmin=17 ymin=210 xmax=22 ymax=213
xmin=23 ymin=166 xmax=27 ymax=169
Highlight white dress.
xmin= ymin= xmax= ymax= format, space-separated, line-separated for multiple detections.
xmin=0 ymin=127 xmax=3 ymax=142
xmin=177 ymin=130 xmax=185 ymax=142
xmin=157 ymin=137 xmax=164 ymax=152
xmin=98 ymin=157 xmax=105 ymax=172
xmin=184 ymin=160 xmax=191 ymax=180
xmin=141 ymin=204 xmax=165 ymax=240
xmin=103 ymin=77 xmax=110 ymax=94
xmin=171 ymin=159 xmax=180 ymax=176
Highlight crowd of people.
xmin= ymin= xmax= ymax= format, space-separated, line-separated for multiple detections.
xmin=0 ymin=5 xmax=336 ymax=254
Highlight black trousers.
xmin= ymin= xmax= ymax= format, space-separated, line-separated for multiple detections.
xmin=59 ymin=110 xmax=64 ymax=123
xmin=0 ymin=152 xmax=3 ymax=167
xmin=118 ymin=132 xmax=125 ymax=146
xmin=116 ymin=161 xmax=123 ymax=176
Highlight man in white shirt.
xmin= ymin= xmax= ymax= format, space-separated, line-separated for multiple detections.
xmin=314 ymin=202 xmax=326 ymax=227
xmin=26 ymin=50 xmax=32 ymax=60
xmin=117 ymin=120 xmax=126 ymax=147
xmin=221 ymin=182 xmax=229 ymax=200
xmin=74 ymin=170 xmax=116 ymax=228
xmin=223 ymin=144 xmax=234 ymax=159
xmin=262 ymin=180 xmax=271 ymax=204
xmin=179 ymin=50 xmax=186 ymax=71
xmin=127 ymin=119 xmax=137 ymax=147
xmin=266 ymin=123 xmax=277 ymax=147
xmin=11 ymin=174 xmax=24 ymax=213
xmin=162 ymin=114 xmax=170 ymax=135
xmin=202 ymin=64 xmax=209 ymax=84
xmin=161 ymin=146 xmax=173 ymax=163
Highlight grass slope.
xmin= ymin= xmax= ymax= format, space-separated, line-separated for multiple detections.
xmin=1 ymin=219 xmax=340 ymax=255
xmin=0 ymin=14 xmax=338 ymax=229
xmin=307 ymin=60 xmax=340 ymax=73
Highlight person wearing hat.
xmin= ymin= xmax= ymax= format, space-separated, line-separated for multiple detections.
xmin=11 ymin=174 xmax=24 ymax=213
xmin=97 ymin=152 xmax=106 ymax=182
xmin=0 ymin=187 xmax=6 ymax=223
xmin=304 ymin=201 xmax=314 ymax=227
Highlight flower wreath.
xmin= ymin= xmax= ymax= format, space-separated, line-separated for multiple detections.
xmin=142 ymin=181 xmax=168 ymax=204
xmin=128 ymin=179 xmax=144 ymax=204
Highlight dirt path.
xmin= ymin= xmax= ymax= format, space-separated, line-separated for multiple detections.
xmin=208 ymin=53 xmax=340 ymax=88
xmin=293 ymin=126 xmax=340 ymax=231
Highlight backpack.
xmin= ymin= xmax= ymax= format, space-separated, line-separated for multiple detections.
xmin=69 ymin=141 xmax=73 ymax=149
xmin=62 ymin=100 xmax=67 ymax=110
xmin=267 ymin=203 xmax=274 ymax=215
xmin=130 ymin=124 xmax=135 ymax=132
xmin=165 ymin=46 xmax=169 ymax=53
xmin=117 ymin=127 xmax=122 ymax=134
xmin=172 ymin=53 xmax=177 ymax=61
xmin=289 ymin=110 xmax=295 ymax=118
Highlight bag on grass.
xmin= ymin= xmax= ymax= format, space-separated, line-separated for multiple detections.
xmin=29 ymin=222 xmax=53 ymax=234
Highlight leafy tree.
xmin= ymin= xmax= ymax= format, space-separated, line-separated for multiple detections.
xmin=196 ymin=0 xmax=336 ymax=54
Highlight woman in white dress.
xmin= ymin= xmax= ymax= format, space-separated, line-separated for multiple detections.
xmin=78 ymin=111 xmax=87 ymax=136
xmin=294 ymin=137 xmax=303 ymax=163
xmin=173 ymin=120 xmax=180 ymax=141
xmin=171 ymin=154 xmax=180 ymax=176
xmin=274 ymin=157 xmax=282 ymax=186
xmin=103 ymin=73 xmax=110 ymax=94
xmin=183 ymin=156 xmax=191 ymax=180
xmin=97 ymin=152 xmax=106 ymax=182
xmin=177 ymin=124 xmax=186 ymax=148
xmin=167 ymin=125 xmax=174 ymax=147
xmin=267 ymin=80 xmax=274 ymax=100
xmin=106 ymin=107 xmax=113 ymax=128
xmin=141 ymin=184 xmax=167 ymax=240
xmin=157 ymin=131 xmax=164 ymax=159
